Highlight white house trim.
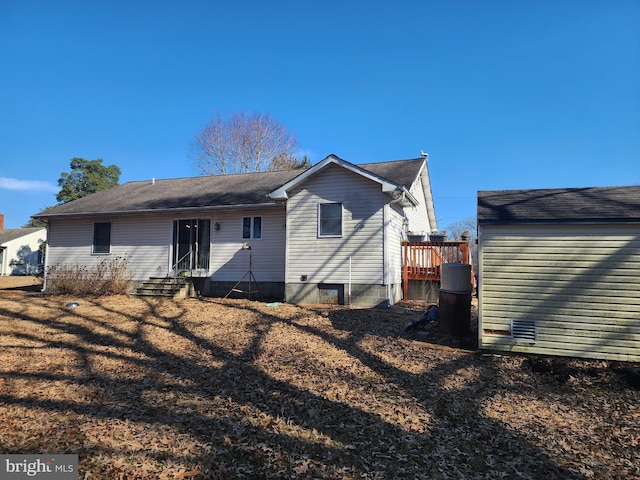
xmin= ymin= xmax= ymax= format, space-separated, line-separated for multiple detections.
xmin=268 ymin=154 xmax=419 ymax=207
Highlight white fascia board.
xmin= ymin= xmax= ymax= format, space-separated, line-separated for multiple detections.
xmin=418 ymin=161 xmax=438 ymax=231
xmin=390 ymin=188 xmax=419 ymax=207
xmin=268 ymin=154 xmax=404 ymax=200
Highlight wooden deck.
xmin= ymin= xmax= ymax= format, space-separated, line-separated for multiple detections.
xmin=402 ymin=241 xmax=471 ymax=299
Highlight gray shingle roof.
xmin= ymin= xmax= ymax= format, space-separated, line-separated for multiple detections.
xmin=478 ymin=186 xmax=640 ymax=224
xmin=0 ymin=228 xmax=45 ymax=245
xmin=35 ymin=156 xmax=426 ymax=219
xmin=357 ymin=158 xmax=425 ymax=190
xmin=36 ymin=169 xmax=305 ymax=218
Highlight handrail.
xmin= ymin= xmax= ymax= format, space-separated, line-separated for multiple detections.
xmin=171 ymin=251 xmax=192 ymax=282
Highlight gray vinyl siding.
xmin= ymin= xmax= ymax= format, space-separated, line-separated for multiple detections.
xmin=387 ymin=206 xmax=404 ymax=285
xmin=209 ymin=208 xmax=286 ymax=282
xmin=286 ymin=164 xmax=386 ymax=285
xmin=46 ymin=216 xmax=171 ymax=280
xmin=46 ymin=208 xmax=287 ymax=284
xmin=479 ymin=223 xmax=640 ymax=362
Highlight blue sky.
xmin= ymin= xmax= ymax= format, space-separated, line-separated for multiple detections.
xmin=1 ymin=0 xmax=638 ymax=229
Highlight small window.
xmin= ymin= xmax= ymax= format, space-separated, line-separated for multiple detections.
xmin=319 ymin=203 xmax=342 ymax=237
xmin=253 ymin=217 xmax=262 ymax=239
xmin=93 ymin=222 xmax=111 ymax=254
xmin=242 ymin=216 xmax=262 ymax=239
xmin=242 ymin=217 xmax=251 ymax=239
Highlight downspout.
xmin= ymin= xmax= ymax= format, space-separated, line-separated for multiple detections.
xmin=348 ymin=256 xmax=352 ymax=306
xmin=42 ymin=223 xmax=50 ymax=292
xmin=283 ymin=201 xmax=290 ymax=302
xmin=384 ymin=204 xmax=391 ymax=307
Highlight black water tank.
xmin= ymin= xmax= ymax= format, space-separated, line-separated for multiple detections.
xmin=438 ymin=290 xmax=472 ymax=337
xmin=438 ymin=264 xmax=472 ymax=337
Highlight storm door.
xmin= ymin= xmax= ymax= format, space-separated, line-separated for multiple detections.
xmin=172 ymin=219 xmax=211 ymax=275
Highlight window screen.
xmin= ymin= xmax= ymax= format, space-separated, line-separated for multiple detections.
xmin=242 ymin=216 xmax=262 ymax=239
xmin=93 ymin=222 xmax=111 ymax=254
xmin=319 ymin=203 xmax=342 ymax=236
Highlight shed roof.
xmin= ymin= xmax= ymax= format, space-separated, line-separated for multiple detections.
xmin=478 ymin=186 xmax=640 ymax=224
xmin=34 ymin=156 xmax=427 ymax=220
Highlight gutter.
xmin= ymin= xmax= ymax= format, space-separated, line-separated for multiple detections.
xmin=33 ymin=202 xmax=286 ymax=220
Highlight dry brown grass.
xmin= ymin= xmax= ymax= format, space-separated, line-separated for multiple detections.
xmin=0 ymin=277 xmax=638 ymax=479
xmin=45 ymin=256 xmax=133 ymax=296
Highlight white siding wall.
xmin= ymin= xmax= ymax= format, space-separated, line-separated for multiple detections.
xmin=387 ymin=206 xmax=405 ymax=284
xmin=1 ymin=229 xmax=46 ymax=275
xmin=46 ymin=207 xmax=287 ymax=283
xmin=479 ymin=223 xmax=640 ymax=362
xmin=209 ymin=208 xmax=286 ymax=282
xmin=404 ymin=174 xmax=431 ymax=235
xmin=286 ymin=164 xmax=386 ymax=285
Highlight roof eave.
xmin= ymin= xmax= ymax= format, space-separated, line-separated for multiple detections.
xmin=388 ymin=187 xmax=419 ymax=208
xmin=417 ymin=162 xmax=437 ymax=231
xmin=269 ymin=154 xmax=406 ymax=200
xmin=479 ymin=218 xmax=640 ymax=225
xmin=34 ymin=202 xmax=285 ymax=220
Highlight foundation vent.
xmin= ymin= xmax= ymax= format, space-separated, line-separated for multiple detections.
xmin=511 ymin=319 xmax=537 ymax=344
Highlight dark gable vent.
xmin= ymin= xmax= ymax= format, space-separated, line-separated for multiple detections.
xmin=511 ymin=319 xmax=537 ymax=344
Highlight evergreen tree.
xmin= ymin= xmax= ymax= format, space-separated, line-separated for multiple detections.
xmin=56 ymin=158 xmax=120 ymax=204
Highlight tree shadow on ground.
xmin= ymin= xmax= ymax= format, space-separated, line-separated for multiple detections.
xmin=0 ymin=277 xmax=43 ymax=292
xmin=0 ymin=293 xmax=626 ymax=478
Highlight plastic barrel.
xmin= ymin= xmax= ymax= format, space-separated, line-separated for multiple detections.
xmin=440 ymin=263 xmax=472 ymax=293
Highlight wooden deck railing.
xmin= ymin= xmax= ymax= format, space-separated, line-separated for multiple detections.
xmin=402 ymin=241 xmax=470 ymax=299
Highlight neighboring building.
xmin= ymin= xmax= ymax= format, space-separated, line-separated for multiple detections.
xmin=0 ymin=215 xmax=46 ymax=275
xmin=34 ymin=154 xmax=437 ymax=306
xmin=477 ymin=186 xmax=640 ymax=362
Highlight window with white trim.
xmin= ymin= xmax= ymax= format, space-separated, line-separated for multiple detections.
xmin=242 ymin=216 xmax=262 ymax=239
xmin=318 ymin=203 xmax=342 ymax=237
xmin=93 ymin=222 xmax=111 ymax=254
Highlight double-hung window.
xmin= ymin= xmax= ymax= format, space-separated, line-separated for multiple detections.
xmin=93 ymin=222 xmax=111 ymax=254
xmin=242 ymin=216 xmax=262 ymax=239
xmin=318 ymin=203 xmax=342 ymax=237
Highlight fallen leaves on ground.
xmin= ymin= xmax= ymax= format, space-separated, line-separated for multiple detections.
xmin=0 ymin=278 xmax=638 ymax=479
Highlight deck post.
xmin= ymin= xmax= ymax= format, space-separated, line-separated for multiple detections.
xmin=403 ymin=241 xmax=409 ymax=300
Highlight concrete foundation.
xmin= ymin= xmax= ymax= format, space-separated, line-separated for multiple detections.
xmin=405 ymin=280 xmax=440 ymax=304
xmin=286 ymin=282 xmax=402 ymax=307
xmin=207 ymin=280 xmax=285 ymax=301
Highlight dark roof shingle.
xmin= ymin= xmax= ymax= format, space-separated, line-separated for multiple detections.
xmin=358 ymin=158 xmax=425 ymax=190
xmin=35 ymin=156 xmax=427 ymax=219
xmin=478 ymin=186 xmax=640 ymax=224
xmin=35 ymin=169 xmax=305 ymax=218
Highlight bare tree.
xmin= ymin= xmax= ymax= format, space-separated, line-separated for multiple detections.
xmin=267 ymin=154 xmax=311 ymax=172
xmin=445 ymin=216 xmax=477 ymax=242
xmin=191 ymin=112 xmax=301 ymax=175
xmin=446 ymin=216 xmax=478 ymax=271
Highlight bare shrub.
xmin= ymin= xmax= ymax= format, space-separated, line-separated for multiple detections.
xmin=46 ymin=256 xmax=133 ymax=296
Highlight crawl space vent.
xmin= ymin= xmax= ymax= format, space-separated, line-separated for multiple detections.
xmin=511 ymin=319 xmax=537 ymax=344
